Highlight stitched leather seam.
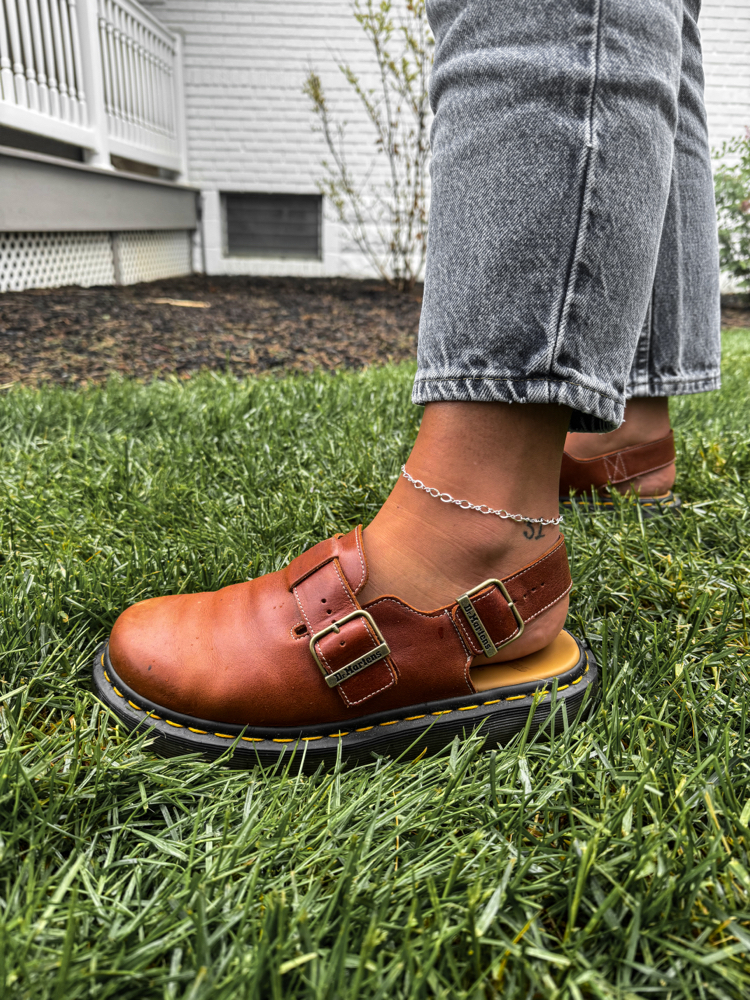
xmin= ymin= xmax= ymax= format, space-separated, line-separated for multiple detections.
xmin=362 ymin=600 xmax=474 ymax=694
xmin=293 ymin=585 xmax=315 ymax=632
xmin=608 ymin=458 xmax=675 ymax=483
xmin=329 ymin=561 xmax=396 ymax=706
xmin=102 ymin=652 xmax=590 ymax=739
xmin=354 ymin=528 xmax=367 ymax=591
xmin=474 ymin=580 xmax=573 ymax=635
xmin=524 ymin=579 xmax=573 ymax=623
xmin=504 ymin=537 xmax=564 ymax=584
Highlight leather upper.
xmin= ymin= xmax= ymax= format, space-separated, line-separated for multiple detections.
xmin=109 ymin=526 xmax=572 ymax=727
xmin=560 ymin=430 xmax=675 ymax=495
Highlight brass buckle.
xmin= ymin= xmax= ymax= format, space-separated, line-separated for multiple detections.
xmin=309 ymin=609 xmax=391 ymax=689
xmin=456 ymin=578 xmax=524 ymax=657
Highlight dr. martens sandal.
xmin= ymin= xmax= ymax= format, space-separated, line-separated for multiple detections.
xmin=93 ymin=527 xmax=598 ymax=769
xmin=560 ymin=430 xmax=679 ymax=513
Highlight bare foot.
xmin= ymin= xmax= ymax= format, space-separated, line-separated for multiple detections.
xmin=359 ymin=401 xmax=571 ymax=663
xmin=565 ymin=397 xmax=675 ymax=495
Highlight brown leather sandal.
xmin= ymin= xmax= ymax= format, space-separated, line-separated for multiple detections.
xmin=559 ymin=430 xmax=679 ymax=513
xmin=93 ymin=527 xmax=598 ymax=769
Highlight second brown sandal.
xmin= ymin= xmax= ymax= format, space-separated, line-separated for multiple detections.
xmin=559 ymin=430 xmax=680 ymax=513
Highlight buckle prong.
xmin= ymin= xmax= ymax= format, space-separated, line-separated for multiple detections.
xmin=310 ymin=609 xmax=391 ymax=688
xmin=456 ymin=578 xmax=525 ymax=657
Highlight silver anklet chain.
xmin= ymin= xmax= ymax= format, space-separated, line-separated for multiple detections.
xmin=400 ymin=466 xmax=563 ymax=526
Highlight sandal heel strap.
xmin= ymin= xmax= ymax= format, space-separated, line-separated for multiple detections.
xmin=560 ymin=430 xmax=675 ymax=493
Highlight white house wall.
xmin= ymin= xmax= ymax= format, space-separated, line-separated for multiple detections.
xmin=142 ymin=0 xmax=395 ymax=278
xmin=144 ymin=0 xmax=750 ymax=280
xmin=702 ymin=0 xmax=750 ymax=152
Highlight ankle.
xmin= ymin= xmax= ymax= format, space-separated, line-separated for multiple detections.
xmin=359 ymin=477 xmax=569 ymax=661
xmin=358 ymin=400 xmax=571 ymax=659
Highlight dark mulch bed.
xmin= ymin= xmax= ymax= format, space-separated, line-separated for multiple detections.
xmin=720 ymin=293 xmax=750 ymax=330
xmin=0 ymin=278 xmax=746 ymax=389
xmin=0 ymin=276 xmax=422 ymax=388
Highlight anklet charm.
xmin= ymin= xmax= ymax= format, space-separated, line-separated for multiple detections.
xmin=401 ymin=466 xmax=563 ymax=526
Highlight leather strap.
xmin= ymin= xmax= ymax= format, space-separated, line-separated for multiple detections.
xmin=560 ymin=430 xmax=675 ymax=494
xmin=451 ymin=536 xmax=571 ymax=656
xmin=291 ymin=528 xmax=396 ymax=708
xmin=290 ymin=527 xmax=571 ymax=708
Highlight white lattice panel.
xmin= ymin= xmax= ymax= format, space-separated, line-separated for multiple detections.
xmin=115 ymin=231 xmax=192 ymax=285
xmin=0 ymin=233 xmax=116 ymax=293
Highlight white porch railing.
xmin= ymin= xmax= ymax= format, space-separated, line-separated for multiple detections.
xmin=0 ymin=0 xmax=186 ymax=175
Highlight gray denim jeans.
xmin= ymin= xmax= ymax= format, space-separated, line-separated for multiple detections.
xmin=415 ymin=0 xmax=721 ymax=432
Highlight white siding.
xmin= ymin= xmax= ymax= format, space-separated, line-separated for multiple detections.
xmin=701 ymin=0 xmax=750 ymax=151
xmin=143 ymin=0 xmax=750 ymax=278
xmin=142 ymin=0 xmax=389 ymax=277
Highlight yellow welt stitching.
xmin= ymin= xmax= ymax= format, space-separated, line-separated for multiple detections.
xmin=189 ymin=727 xmax=208 ymax=734
xmin=356 ymin=726 xmax=374 ymax=732
xmin=101 ymin=654 xmax=105 ymax=667
xmin=302 ymin=736 xmax=322 ymax=741
xmin=241 ymin=736 xmax=264 ymax=742
xmin=103 ymin=669 xmax=110 ymax=683
xmin=482 ymin=699 xmax=501 ymax=706
xmin=214 ymin=732 xmax=234 ymax=738
xmin=404 ymin=715 xmax=426 ymax=721
xmin=166 ymin=719 xmax=184 ymax=728
xmin=379 ymin=720 xmax=398 ymax=726
xmin=328 ymin=732 xmax=349 ymax=738
xmin=506 ymin=694 xmax=527 ymax=701
xmin=272 ymin=738 xmax=295 ymax=743
xmin=112 ymin=686 xmax=123 ymax=698
xmin=571 ymin=676 xmax=582 ymax=685
xmin=557 ymin=684 xmax=569 ymax=692
xmin=127 ymin=700 xmax=142 ymax=711
xmin=458 ymin=705 xmax=479 ymax=711
xmin=432 ymin=710 xmax=452 ymax=716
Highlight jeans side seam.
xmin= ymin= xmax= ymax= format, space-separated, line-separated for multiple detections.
xmin=548 ymin=0 xmax=605 ymax=395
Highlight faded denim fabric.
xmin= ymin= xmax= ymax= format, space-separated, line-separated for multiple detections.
xmin=414 ymin=0 xmax=721 ymax=431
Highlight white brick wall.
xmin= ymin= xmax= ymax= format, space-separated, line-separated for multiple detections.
xmin=142 ymin=0 xmax=391 ymax=277
xmin=701 ymin=0 xmax=750 ymax=151
xmin=143 ymin=0 xmax=750 ymax=279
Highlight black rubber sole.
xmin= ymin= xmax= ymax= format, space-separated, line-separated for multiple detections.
xmin=92 ymin=634 xmax=599 ymax=771
xmin=560 ymin=491 xmax=681 ymax=517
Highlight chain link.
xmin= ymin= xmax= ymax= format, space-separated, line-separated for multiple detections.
xmin=401 ymin=466 xmax=563 ymax=526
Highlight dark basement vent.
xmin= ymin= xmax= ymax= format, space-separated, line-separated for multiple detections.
xmin=224 ymin=192 xmax=322 ymax=258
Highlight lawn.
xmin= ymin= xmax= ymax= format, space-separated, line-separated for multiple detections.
xmin=1 ymin=330 xmax=750 ymax=999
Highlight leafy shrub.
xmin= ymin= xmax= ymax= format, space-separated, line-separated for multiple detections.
xmin=714 ymin=129 xmax=750 ymax=289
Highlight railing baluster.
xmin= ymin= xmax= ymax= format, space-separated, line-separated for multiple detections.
xmin=0 ymin=2 xmax=17 ymax=103
xmin=123 ymin=9 xmax=137 ymax=143
xmin=4 ymin=0 xmax=30 ymax=106
xmin=66 ymin=0 xmax=87 ymax=126
xmin=38 ymin=0 xmax=61 ymax=118
xmin=27 ymin=0 xmax=50 ymax=114
xmin=97 ymin=0 xmax=112 ymax=121
xmin=17 ymin=0 xmax=41 ymax=110
xmin=109 ymin=0 xmax=125 ymax=139
xmin=48 ymin=0 xmax=69 ymax=119
xmin=58 ymin=0 xmax=79 ymax=123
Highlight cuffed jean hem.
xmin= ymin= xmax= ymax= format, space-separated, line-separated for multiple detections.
xmin=626 ymin=371 xmax=722 ymax=398
xmin=412 ymin=374 xmax=625 ymax=433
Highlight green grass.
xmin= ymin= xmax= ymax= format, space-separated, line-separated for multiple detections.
xmin=1 ymin=331 xmax=750 ymax=1000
